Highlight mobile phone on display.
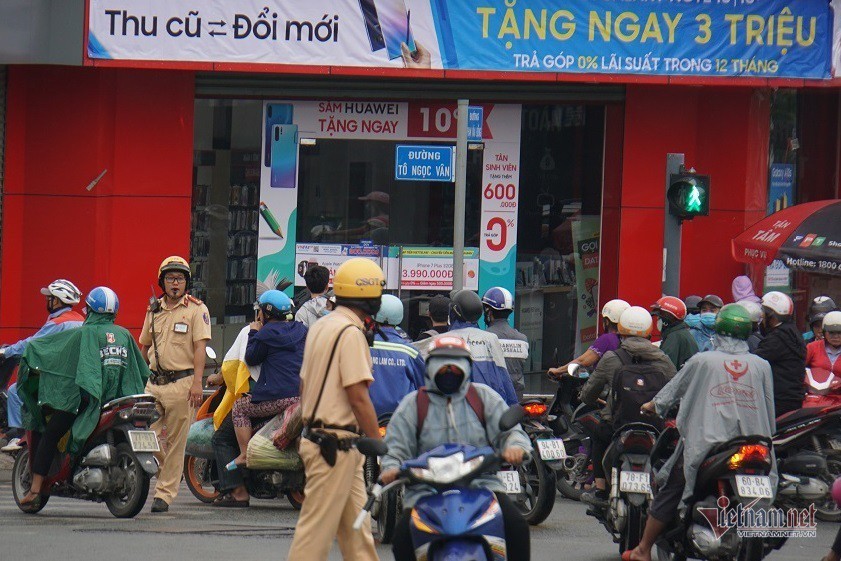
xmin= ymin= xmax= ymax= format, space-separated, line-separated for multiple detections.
xmin=358 ymin=0 xmax=386 ymax=52
xmin=377 ymin=0 xmax=415 ymax=60
xmin=264 ymin=103 xmax=294 ymax=167
xmin=270 ymin=124 xmax=298 ymax=189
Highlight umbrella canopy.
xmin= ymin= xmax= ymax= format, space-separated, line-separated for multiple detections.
xmin=732 ymin=200 xmax=841 ymax=275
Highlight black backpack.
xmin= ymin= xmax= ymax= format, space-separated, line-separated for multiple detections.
xmin=610 ymin=348 xmax=668 ymax=430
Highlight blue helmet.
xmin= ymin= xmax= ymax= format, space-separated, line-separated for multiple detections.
xmin=482 ymin=286 xmax=514 ymax=312
xmin=259 ymin=290 xmax=293 ymax=319
xmin=86 ymin=286 xmax=119 ymax=314
xmin=375 ymin=294 xmax=404 ymax=325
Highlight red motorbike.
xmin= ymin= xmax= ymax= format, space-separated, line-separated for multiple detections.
xmin=802 ymin=367 xmax=841 ymax=409
xmin=12 ymin=394 xmax=160 ymax=518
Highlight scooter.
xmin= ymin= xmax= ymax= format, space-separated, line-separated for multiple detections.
xmin=354 ymin=405 xmax=526 ymax=561
xmin=651 ymin=430 xmax=781 ymax=561
xmin=772 ymin=403 xmax=841 ymax=521
xmin=0 ymin=349 xmax=19 ymax=438
xmin=12 ymin=394 xmax=160 ymax=518
xmin=514 ymin=397 xmax=558 ymax=524
xmin=546 ymin=363 xmax=595 ymax=501
xmin=182 ymin=347 xmax=305 ymax=508
xmin=587 ymin=421 xmax=659 ymax=553
xmin=363 ymin=413 xmax=402 ymax=544
xmin=802 ymin=367 xmax=841 ymax=409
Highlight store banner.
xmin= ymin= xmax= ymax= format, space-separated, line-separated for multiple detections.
xmin=571 ymin=217 xmax=600 ymax=357
xmin=293 ymin=243 xmax=387 ymax=287
xmin=397 ymin=247 xmax=479 ymax=291
xmin=88 ymin=0 xmax=831 ymax=79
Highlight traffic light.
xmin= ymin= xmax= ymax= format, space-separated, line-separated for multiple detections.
xmin=668 ymin=172 xmax=710 ymax=219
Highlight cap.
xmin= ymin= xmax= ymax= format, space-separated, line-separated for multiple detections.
xmin=428 ymin=295 xmax=451 ymax=321
xmin=699 ymin=294 xmax=724 ymax=309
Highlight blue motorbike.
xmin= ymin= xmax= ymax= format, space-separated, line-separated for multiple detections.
xmin=354 ymin=406 xmax=525 ymax=560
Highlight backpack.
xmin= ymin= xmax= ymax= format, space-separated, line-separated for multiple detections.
xmin=415 ymin=384 xmax=485 ymax=439
xmin=610 ymin=348 xmax=668 ymax=430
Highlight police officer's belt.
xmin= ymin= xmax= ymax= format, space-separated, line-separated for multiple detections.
xmin=150 ymin=369 xmax=194 ymax=385
xmin=302 ymin=427 xmax=359 ymax=467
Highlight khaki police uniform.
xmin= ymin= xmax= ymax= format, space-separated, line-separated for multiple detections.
xmin=287 ymin=306 xmax=378 ymax=561
xmin=139 ymin=294 xmax=211 ymax=505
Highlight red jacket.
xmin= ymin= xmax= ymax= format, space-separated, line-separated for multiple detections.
xmin=806 ymin=339 xmax=841 ymax=376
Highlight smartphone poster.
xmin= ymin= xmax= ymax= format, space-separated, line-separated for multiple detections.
xmin=265 ymin=103 xmax=294 ymax=167
xmin=377 ymin=0 xmax=415 ymax=60
xmin=270 ymin=124 xmax=298 ymax=189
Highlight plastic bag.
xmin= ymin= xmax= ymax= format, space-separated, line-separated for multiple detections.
xmin=272 ymin=402 xmax=303 ymax=450
xmin=185 ymin=418 xmax=216 ymax=460
xmin=247 ymin=414 xmax=303 ymax=471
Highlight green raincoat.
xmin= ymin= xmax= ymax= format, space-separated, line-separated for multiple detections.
xmin=18 ymin=311 xmax=150 ymax=454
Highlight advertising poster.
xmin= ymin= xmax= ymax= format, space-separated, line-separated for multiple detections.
xmin=294 ymin=243 xmax=386 ymax=287
xmin=571 ymin=217 xmax=600 ymax=356
xmin=89 ymin=0 xmax=832 ymax=79
xmin=398 ymin=247 xmax=479 ymax=291
xmin=768 ymin=163 xmax=794 ymax=215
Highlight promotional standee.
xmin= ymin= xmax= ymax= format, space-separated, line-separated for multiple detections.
xmin=256 ymin=101 xmax=521 ymax=301
xmin=89 ymin=0 xmax=832 ymax=79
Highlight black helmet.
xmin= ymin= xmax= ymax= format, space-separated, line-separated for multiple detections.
xmin=808 ymin=296 xmax=838 ymax=327
xmin=450 ymin=290 xmax=484 ymax=323
xmin=684 ymin=295 xmax=702 ymax=314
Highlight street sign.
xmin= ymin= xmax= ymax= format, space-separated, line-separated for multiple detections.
xmin=395 ymin=145 xmax=455 ymax=182
xmin=467 ymin=106 xmax=483 ymax=141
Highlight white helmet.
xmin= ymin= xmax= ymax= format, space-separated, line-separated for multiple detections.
xmin=618 ymin=306 xmax=654 ymax=338
xmin=761 ymin=291 xmax=794 ymax=318
xmin=40 ymin=279 xmax=82 ymax=305
xmin=601 ymin=299 xmax=631 ymax=324
xmin=823 ymin=311 xmax=841 ymax=334
xmin=737 ymin=300 xmax=763 ymax=324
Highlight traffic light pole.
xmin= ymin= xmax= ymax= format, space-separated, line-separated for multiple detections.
xmin=663 ymin=153 xmax=685 ymax=297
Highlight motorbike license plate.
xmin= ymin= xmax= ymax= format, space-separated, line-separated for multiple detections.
xmin=536 ymin=438 xmax=567 ymax=461
xmin=735 ymin=475 xmax=773 ymax=499
xmin=497 ymin=470 xmax=522 ymax=494
xmin=619 ymin=471 xmax=651 ymax=494
xmin=128 ymin=430 xmax=160 ymax=453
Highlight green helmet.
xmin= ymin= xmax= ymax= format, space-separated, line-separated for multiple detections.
xmin=714 ymin=304 xmax=753 ymax=340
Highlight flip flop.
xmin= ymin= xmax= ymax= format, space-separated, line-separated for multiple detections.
xmin=20 ymin=493 xmax=42 ymax=509
xmin=212 ymin=494 xmax=249 ymax=508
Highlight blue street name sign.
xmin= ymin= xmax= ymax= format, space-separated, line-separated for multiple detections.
xmin=467 ymin=106 xmax=483 ymax=142
xmin=395 ymin=145 xmax=455 ymax=182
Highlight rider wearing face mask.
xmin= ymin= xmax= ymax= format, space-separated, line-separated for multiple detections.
xmin=379 ymin=336 xmax=532 ymax=561
xmin=807 ymin=311 xmax=841 ymax=377
xmin=688 ymin=294 xmax=722 ymax=352
xmin=756 ymin=291 xmax=807 ymax=416
xmin=651 ymin=297 xmax=699 ymax=370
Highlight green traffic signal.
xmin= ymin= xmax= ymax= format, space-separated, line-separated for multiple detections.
xmin=668 ymin=174 xmax=710 ymax=219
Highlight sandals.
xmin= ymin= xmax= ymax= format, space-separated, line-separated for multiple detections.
xmin=20 ymin=493 xmax=42 ymax=509
xmin=212 ymin=493 xmax=249 ymax=508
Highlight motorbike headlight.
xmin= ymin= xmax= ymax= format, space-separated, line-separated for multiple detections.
xmin=409 ymin=453 xmax=485 ymax=484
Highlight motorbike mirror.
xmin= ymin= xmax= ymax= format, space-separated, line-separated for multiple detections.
xmin=205 ymin=347 xmax=217 ymax=361
xmin=499 ymin=405 xmax=525 ymax=431
xmin=357 ymin=437 xmax=388 ymax=457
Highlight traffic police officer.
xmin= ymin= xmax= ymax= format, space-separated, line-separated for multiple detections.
xmin=287 ymin=258 xmax=383 ymax=561
xmin=139 ymin=256 xmax=211 ymax=513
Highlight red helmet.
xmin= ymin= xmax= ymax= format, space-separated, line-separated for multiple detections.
xmin=652 ymin=296 xmax=687 ymax=321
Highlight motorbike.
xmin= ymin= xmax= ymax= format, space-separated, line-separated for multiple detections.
xmin=354 ymin=405 xmax=526 ymax=561
xmin=0 ymin=349 xmax=20 ymax=438
xmin=182 ymin=347 xmax=306 ymax=509
xmin=12 ymin=394 xmax=160 ymax=518
xmin=650 ymin=429 xmax=781 ymax=561
xmin=586 ymin=420 xmax=659 ymax=553
xmin=546 ymin=363 xmax=595 ymax=501
xmin=772 ymin=403 xmax=841 ymax=521
xmin=802 ymin=367 xmax=841 ymax=409
xmin=363 ymin=413 xmax=402 ymax=544
xmin=512 ymin=397 xmax=558 ymax=524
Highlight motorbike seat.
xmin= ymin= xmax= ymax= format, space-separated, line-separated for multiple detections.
xmin=775 ymin=407 xmax=824 ymax=427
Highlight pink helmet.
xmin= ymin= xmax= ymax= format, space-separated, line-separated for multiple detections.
xmin=833 ymin=477 xmax=841 ymax=507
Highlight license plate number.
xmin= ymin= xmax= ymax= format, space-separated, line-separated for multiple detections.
xmin=497 ymin=470 xmax=522 ymax=494
xmin=735 ymin=475 xmax=772 ymax=499
xmin=619 ymin=471 xmax=651 ymax=494
xmin=128 ymin=430 xmax=160 ymax=453
xmin=536 ymin=439 xmax=567 ymax=461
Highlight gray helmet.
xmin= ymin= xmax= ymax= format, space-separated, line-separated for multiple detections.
xmin=450 ymin=290 xmax=484 ymax=323
xmin=699 ymin=294 xmax=724 ymax=310
xmin=808 ymin=296 xmax=838 ymax=327
xmin=684 ymin=295 xmax=702 ymax=314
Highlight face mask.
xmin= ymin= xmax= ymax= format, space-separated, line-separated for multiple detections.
xmin=656 ymin=319 xmax=664 ymax=333
xmin=700 ymin=313 xmax=717 ymax=328
xmin=685 ymin=314 xmax=701 ymax=328
xmin=434 ymin=366 xmax=465 ymax=394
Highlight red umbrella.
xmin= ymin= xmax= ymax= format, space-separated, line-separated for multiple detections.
xmin=732 ymin=200 xmax=841 ymax=275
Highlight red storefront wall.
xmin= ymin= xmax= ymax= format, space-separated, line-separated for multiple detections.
xmin=0 ymin=66 xmax=194 ymax=340
xmin=1 ymin=66 xmax=773 ymax=341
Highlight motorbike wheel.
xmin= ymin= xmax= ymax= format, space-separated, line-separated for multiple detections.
xmin=737 ymin=537 xmax=765 ymax=561
xmin=183 ymin=455 xmax=221 ymax=504
xmin=105 ymin=443 xmax=150 ymax=518
xmin=620 ymin=504 xmax=645 ymax=553
xmin=286 ymin=490 xmax=305 ymax=510
xmin=515 ymin=454 xmax=556 ymax=525
xmin=816 ymin=450 xmax=841 ymax=522
xmin=12 ymin=448 xmax=49 ymax=514
xmin=556 ymin=447 xmax=592 ymax=501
